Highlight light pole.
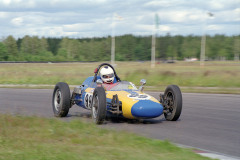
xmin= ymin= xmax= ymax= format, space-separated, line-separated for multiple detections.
xmin=111 ymin=17 xmax=115 ymax=65
xmin=151 ymin=33 xmax=156 ymax=68
xmin=200 ymin=35 xmax=206 ymax=66
xmin=151 ymin=13 xmax=159 ymax=68
xmin=111 ymin=13 xmax=123 ymax=66
xmin=200 ymin=12 xmax=214 ymax=66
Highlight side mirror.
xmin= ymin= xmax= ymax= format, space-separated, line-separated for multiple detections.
xmin=139 ymin=79 xmax=146 ymax=92
xmin=140 ymin=79 xmax=146 ymax=85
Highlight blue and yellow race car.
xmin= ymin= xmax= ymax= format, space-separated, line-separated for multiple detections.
xmin=52 ymin=63 xmax=182 ymax=124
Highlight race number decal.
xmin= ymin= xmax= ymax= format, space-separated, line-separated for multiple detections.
xmin=84 ymin=93 xmax=93 ymax=109
xmin=127 ymin=93 xmax=150 ymax=100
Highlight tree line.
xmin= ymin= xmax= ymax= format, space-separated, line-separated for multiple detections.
xmin=0 ymin=34 xmax=239 ymax=61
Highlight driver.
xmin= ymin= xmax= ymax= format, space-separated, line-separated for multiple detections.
xmin=99 ymin=66 xmax=115 ymax=84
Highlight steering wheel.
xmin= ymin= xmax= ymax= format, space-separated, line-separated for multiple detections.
xmin=93 ymin=63 xmax=121 ymax=82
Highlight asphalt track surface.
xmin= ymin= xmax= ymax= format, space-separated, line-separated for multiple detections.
xmin=0 ymin=88 xmax=239 ymax=158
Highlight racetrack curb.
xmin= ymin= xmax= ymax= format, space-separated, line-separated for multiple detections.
xmin=176 ymin=144 xmax=240 ymax=160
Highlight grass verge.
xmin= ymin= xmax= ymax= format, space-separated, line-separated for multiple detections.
xmin=0 ymin=114 xmax=212 ymax=160
xmin=0 ymin=61 xmax=239 ymax=94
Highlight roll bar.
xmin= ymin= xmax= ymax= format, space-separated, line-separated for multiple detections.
xmin=93 ymin=63 xmax=121 ymax=82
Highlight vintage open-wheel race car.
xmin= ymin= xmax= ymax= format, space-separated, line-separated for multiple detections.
xmin=52 ymin=63 xmax=182 ymax=124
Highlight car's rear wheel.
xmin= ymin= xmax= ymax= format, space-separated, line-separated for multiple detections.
xmin=163 ymin=85 xmax=182 ymax=121
xmin=91 ymin=87 xmax=106 ymax=124
xmin=52 ymin=82 xmax=71 ymax=117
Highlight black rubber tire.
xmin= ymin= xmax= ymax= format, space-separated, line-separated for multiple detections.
xmin=91 ymin=87 xmax=106 ymax=124
xmin=52 ymin=82 xmax=71 ymax=117
xmin=163 ymin=85 xmax=182 ymax=121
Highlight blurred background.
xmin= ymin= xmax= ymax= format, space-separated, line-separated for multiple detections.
xmin=0 ymin=0 xmax=239 ymax=93
xmin=0 ymin=0 xmax=239 ymax=62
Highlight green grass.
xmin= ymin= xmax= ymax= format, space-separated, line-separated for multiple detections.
xmin=0 ymin=114 xmax=212 ymax=160
xmin=0 ymin=61 xmax=239 ymax=93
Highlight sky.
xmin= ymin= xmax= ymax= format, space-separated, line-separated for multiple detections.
xmin=0 ymin=0 xmax=239 ymax=39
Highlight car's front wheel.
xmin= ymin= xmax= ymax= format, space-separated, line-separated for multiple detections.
xmin=52 ymin=82 xmax=71 ymax=117
xmin=91 ymin=87 xmax=106 ymax=124
xmin=163 ymin=85 xmax=182 ymax=121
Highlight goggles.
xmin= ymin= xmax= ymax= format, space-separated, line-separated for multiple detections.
xmin=102 ymin=73 xmax=114 ymax=78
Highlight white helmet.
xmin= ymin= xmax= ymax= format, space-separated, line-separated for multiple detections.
xmin=100 ymin=66 xmax=114 ymax=83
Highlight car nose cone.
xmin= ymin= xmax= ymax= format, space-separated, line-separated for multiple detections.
xmin=131 ymin=100 xmax=163 ymax=118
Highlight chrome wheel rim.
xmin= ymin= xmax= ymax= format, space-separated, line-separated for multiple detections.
xmin=54 ymin=89 xmax=61 ymax=111
xmin=92 ymin=94 xmax=99 ymax=119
